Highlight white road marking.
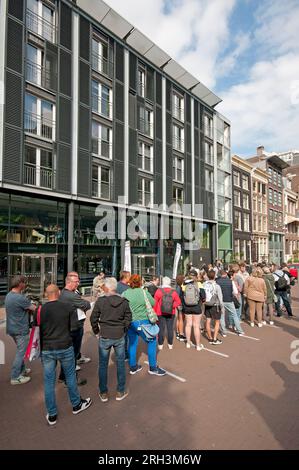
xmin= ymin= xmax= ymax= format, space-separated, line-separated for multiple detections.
xmin=226 ymin=331 xmax=260 ymax=341
xmin=190 ymin=342 xmax=229 ymax=358
xmin=144 ymin=360 xmax=186 ymax=383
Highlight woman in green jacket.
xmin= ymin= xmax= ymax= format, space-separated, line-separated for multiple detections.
xmin=262 ymin=267 xmax=276 ymax=325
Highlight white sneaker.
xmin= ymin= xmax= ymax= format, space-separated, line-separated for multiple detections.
xmin=186 ymin=342 xmax=191 ymax=349
xmin=10 ymin=375 xmax=31 ymax=385
xmin=269 ymin=321 xmax=274 ymax=326
xmin=75 ymin=365 xmax=81 ymax=372
xmin=262 ymin=321 xmax=267 ymax=325
xmin=196 ymin=344 xmax=204 ymax=351
xmin=258 ymin=323 xmax=263 ymax=328
xmin=77 ymin=356 xmax=91 ymax=364
xmin=168 ymin=344 xmax=173 ymax=350
xmin=250 ymin=322 xmax=255 ymax=327
xmin=157 ymin=344 xmax=163 ymax=351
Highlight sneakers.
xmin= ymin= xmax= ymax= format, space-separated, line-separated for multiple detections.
xmin=129 ymin=364 xmax=142 ymax=375
xmin=212 ymin=339 xmax=222 ymax=345
xmin=262 ymin=321 xmax=267 ymax=325
xmin=250 ymin=322 xmax=255 ymax=327
xmin=77 ymin=356 xmax=91 ymax=365
xmin=177 ymin=334 xmax=186 ymax=342
xmin=10 ymin=375 xmax=31 ymax=385
xmin=196 ymin=344 xmax=204 ymax=351
xmin=116 ymin=390 xmax=129 ymax=401
xmin=269 ymin=321 xmax=274 ymax=326
xmin=98 ymin=392 xmax=109 ymax=402
xmin=72 ymin=397 xmax=92 ymax=415
xmin=22 ymin=368 xmax=31 ymax=376
xmin=238 ymin=332 xmax=245 ymax=336
xmin=257 ymin=323 xmax=263 ymax=328
xmin=46 ymin=414 xmax=57 ymax=426
xmin=157 ymin=344 xmax=163 ymax=350
xmin=75 ymin=365 xmax=81 ymax=372
xmin=186 ymin=342 xmax=191 ymax=349
xmin=168 ymin=344 xmax=173 ymax=350
xmin=220 ymin=332 xmax=227 ymax=337
xmin=148 ymin=366 xmax=166 ymax=376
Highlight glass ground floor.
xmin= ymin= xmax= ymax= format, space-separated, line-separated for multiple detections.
xmin=0 ymin=190 xmax=216 ymax=301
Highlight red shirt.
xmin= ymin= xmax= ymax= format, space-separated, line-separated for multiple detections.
xmin=154 ymin=287 xmax=181 ymax=316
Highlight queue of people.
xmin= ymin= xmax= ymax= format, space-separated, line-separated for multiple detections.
xmin=4 ymin=260 xmax=296 ymax=426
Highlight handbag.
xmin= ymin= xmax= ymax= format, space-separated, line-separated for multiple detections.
xmin=143 ymin=289 xmax=158 ymax=324
xmin=140 ymin=323 xmax=160 ymax=341
xmin=24 ymin=306 xmax=41 ymax=361
xmin=232 ymin=296 xmax=240 ymax=309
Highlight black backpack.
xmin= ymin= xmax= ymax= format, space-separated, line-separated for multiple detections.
xmin=275 ymin=274 xmax=288 ymax=291
xmin=160 ymin=288 xmax=174 ymax=314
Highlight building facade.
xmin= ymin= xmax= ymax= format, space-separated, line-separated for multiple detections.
xmin=232 ymin=155 xmax=252 ymax=262
xmin=284 ymin=175 xmax=299 ymax=262
xmin=0 ymin=0 xmax=230 ymax=299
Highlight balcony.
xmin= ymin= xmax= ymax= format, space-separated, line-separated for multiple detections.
xmin=204 ymin=124 xmax=213 ymax=139
xmin=92 ymin=95 xmax=113 ymax=119
xmin=24 ymin=163 xmax=54 ymax=189
xmin=205 ymin=152 xmax=214 ymax=166
xmin=173 ymin=135 xmax=184 ymax=153
xmin=173 ymin=103 xmax=184 ymax=122
xmin=137 ymin=81 xmax=145 ymax=98
xmin=138 ymin=118 xmax=153 ymax=138
xmin=91 ymin=51 xmax=113 ymax=78
xmin=26 ymin=9 xmax=56 ymax=43
xmin=92 ymin=138 xmax=112 ymax=160
xmin=26 ymin=60 xmax=57 ymax=91
xmin=92 ymin=181 xmax=110 ymax=200
xmin=24 ymin=112 xmax=55 ymax=140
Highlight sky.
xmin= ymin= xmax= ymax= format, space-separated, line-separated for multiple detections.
xmin=104 ymin=0 xmax=299 ymax=157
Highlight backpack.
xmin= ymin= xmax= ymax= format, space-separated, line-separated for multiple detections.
xmin=204 ymin=282 xmax=219 ymax=307
xmin=160 ymin=288 xmax=174 ymax=315
xmin=183 ymin=282 xmax=200 ymax=306
xmin=275 ymin=274 xmax=288 ymax=291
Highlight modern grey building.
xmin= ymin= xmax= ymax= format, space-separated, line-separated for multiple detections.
xmin=0 ymin=0 xmax=231 ymax=299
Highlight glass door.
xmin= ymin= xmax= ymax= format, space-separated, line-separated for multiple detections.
xmin=133 ymin=254 xmax=156 ymax=281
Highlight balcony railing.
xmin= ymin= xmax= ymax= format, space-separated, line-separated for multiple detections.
xmin=204 ymin=124 xmax=213 ymax=139
xmin=26 ymin=60 xmax=57 ymax=91
xmin=173 ymin=103 xmax=184 ymax=122
xmin=92 ymin=181 xmax=110 ymax=199
xmin=92 ymin=95 xmax=113 ymax=119
xmin=26 ymin=9 xmax=56 ymax=43
xmin=205 ymin=152 xmax=214 ymax=166
xmin=138 ymin=118 xmax=153 ymax=138
xmin=24 ymin=112 xmax=55 ymax=140
xmin=91 ymin=51 xmax=113 ymax=78
xmin=92 ymin=138 xmax=112 ymax=159
xmin=137 ymin=81 xmax=145 ymax=97
xmin=173 ymin=135 xmax=184 ymax=153
xmin=24 ymin=163 xmax=54 ymax=189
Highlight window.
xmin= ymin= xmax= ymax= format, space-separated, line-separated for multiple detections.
xmin=172 ymin=91 xmax=184 ymax=122
xmin=138 ymin=106 xmax=153 ymax=138
xmin=277 ymin=173 xmax=282 ymax=186
xmin=263 ymin=217 xmax=267 ymax=232
xmin=24 ymin=93 xmax=55 ymax=140
xmin=224 ymin=122 xmax=230 ymax=147
xmin=273 ymin=191 xmax=277 ymax=206
xmin=92 ymin=36 xmax=112 ymax=77
xmin=233 ymin=171 xmax=240 ymax=187
xmin=92 ymin=80 xmax=113 ymax=119
xmin=173 ymin=124 xmax=184 ymax=152
xmin=205 ymin=169 xmax=214 ymax=192
xmin=253 ymin=181 xmax=257 ymax=192
xmin=92 ymin=121 xmax=112 ymax=160
xmin=258 ymin=198 xmax=262 ymax=213
xmin=138 ymin=65 xmax=145 ymax=98
xmin=268 ymin=167 xmax=273 ymax=182
xmin=173 ymin=186 xmax=184 ymax=208
xmin=234 ymin=239 xmax=240 ymax=257
xmin=138 ymin=141 xmax=153 ymax=173
xmin=278 ymin=192 xmax=282 ymax=206
xmin=203 ymin=115 xmax=213 ymax=139
xmin=26 ymin=0 xmax=56 ymax=43
xmin=204 ymin=141 xmax=213 ymax=165
xmin=24 ymin=145 xmax=54 ymax=189
xmin=234 ymin=211 xmax=241 ymax=230
xmin=278 ymin=212 xmax=283 ymax=225
xmin=258 ymin=216 xmax=262 ymax=232
xmin=138 ymin=177 xmax=153 ymax=206
xmin=92 ymin=165 xmax=110 ymax=199
xmin=269 ymin=209 xmax=273 ymax=225
xmin=234 ymin=190 xmax=241 ymax=207
xmin=243 ymin=193 xmax=249 ymax=210
xmin=273 ymin=170 xmax=277 ymax=185
xmin=173 ymin=156 xmax=184 ymax=183
xmin=242 ymin=174 xmax=249 ymax=190
xmin=253 ymin=215 xmax=257 ymax=231
xmin=269 ymin=188 xmax=273 ymax=204
xmin=244 ymin=213 xmax=250 ymax=232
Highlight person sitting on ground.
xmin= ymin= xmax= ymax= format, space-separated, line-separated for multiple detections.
xmin=154 ymin=276 xmax=181 ymax=350
xmin=123 ymin=274 xmax=166 ymax=376
xmin=90 ymin=277 xmax=132 ymax=402
xmin=5 ymin=275 xmax=36 ymax=385
xmin=203 ymin=270 xmax=224 ymax=345
xmin=37 ymin=284 xmax=92 ymax=426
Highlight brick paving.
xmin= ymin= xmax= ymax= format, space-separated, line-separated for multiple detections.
xmin=0 ymin=291 xmax=299 ymax=450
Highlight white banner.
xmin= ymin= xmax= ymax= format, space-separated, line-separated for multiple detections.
xmin=172 ymin=243 xmax=181 ymax=280
xmin=124 ymin=240 xmax=131 ymax=273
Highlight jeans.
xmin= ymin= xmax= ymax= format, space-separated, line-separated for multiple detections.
xmin=223 ymin=302 xmax=244 ymax=334
xmin=128 ymin=320 xmax=157 ymax=368
xmin=42 ymin=346 xmax=81 ymax=416
xmin=10 ymin=334 xmax=30 ymax=380
xmin=158 ymin=315 xmax=175 ymax=345
xmin=275 ymin=291 xmax=293 ymax=316
xmin=99 ymin=336 xmax=126 ymax=394
xmin=59 ymin=327 xmax=84 ymax=382
xmin=235 ymin=296 xmax=243 ymax=321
